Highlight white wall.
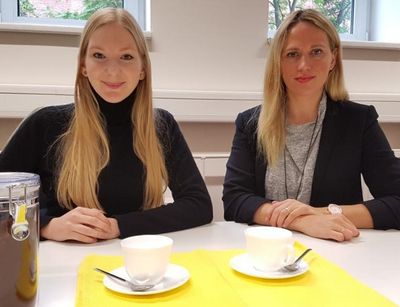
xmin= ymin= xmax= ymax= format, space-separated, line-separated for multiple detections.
xmin=150 ymin=0 xmax=267 ymax=91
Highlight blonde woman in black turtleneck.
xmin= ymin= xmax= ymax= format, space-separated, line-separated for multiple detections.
xmin=0 ymin=8 xmax=212 ymax=243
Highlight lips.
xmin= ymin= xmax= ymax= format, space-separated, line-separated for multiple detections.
xmin=103 ymin=81 xmax=125 ymax=89
xmin=295 ymin=76 xmax=314 ymax=83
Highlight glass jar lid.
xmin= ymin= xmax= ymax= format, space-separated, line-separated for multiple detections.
xmin=0 ymin=172 xmax=40 ymax=189
xmin=0 ymin=172 xmax=40 ymax=207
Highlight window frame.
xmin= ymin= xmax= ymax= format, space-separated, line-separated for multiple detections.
xmin=0 ymin=0 xmax=150 ymax=32
xmin=267 ymin=0 xmax=369 ymax=42
xmin=341 ymin=0 xmax=369 ymax=41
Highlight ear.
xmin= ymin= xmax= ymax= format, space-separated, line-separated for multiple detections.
xmin=81 ymin=64 xmax=87 ymax=77
xmin=139 ymin=70 xmax=145 ymax=80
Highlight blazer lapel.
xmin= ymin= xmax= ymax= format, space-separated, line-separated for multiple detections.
xmin=310 ymin=98 xmax=341 ymax=203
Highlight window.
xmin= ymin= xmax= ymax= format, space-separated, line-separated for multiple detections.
xmin=0 ymin=0 xmax=150 ymax=32
xmin=268 ymin=0 xmax=400 ymax=43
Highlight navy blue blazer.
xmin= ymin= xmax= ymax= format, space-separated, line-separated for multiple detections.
xmin=223 ymin=98 xmax=400 ymax=230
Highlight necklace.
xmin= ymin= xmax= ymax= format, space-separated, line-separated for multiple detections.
xmin=284 ymin=112 xmax=319 ymax=200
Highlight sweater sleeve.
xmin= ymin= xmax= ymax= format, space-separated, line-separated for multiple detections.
xmin=114 ymin=110 xmax=213 ymax=238
xmin=361 ymin=106 xmax=400 ymax=229
xmin=222 ymin=110 xmax=270 ymax=224
xmin=0 ymin=106 xmax=71 ymax=231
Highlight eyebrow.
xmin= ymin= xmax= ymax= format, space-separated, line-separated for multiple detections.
xmin=87 ymin=46 xmax=138 ymax=52
xmin=285 ymin=44 xmax=329 ymax=50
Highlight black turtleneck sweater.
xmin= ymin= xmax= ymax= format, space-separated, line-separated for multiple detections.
xmin=0 ymin=94 xmax=212 ymax=238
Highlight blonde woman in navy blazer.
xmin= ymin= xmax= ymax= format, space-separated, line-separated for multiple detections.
xmin=223 ymin=9 xmax=400 ymax=241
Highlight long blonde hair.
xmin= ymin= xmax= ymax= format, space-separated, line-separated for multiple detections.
xmin=257 ymin=9 xmax=349 ymax=166
xmin=57 ymin=8 xmax=167 ymax=210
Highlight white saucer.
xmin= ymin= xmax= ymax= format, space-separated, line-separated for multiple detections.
xmin=230 ymin=253 xmax=309 ymax=279
xmin=103 ymin=264 xmax=190 ymax=295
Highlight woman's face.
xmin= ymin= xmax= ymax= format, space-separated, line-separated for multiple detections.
xmin=82 ymin=22 xmax=145 ymax=103
xmin=280 ymin=21 xmax=336 ymax=102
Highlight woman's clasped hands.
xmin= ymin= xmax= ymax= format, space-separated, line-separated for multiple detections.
xmin=258 ymin=200 xmax=359 ymax=242
xmin=41 ymin=207 xmax=120 ymax=243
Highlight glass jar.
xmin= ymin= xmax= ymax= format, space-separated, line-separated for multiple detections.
xmin=0 ymin=172 xmax=40 ymax=307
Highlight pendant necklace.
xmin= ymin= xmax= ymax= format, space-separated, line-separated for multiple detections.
xmin=284 ymin=111 xmax=319 ymax=200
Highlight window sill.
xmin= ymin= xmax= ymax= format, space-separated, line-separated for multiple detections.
xmin=341 ymin=40 xmax=400 ymax=50
xmin=0 ymin=23 xmax=151 ymax=38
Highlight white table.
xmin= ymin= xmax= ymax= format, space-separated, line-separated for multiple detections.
xmin=38 ymin=222 xmax=400 ymax=306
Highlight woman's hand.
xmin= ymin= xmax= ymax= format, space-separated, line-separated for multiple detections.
xmin=40 ymin=207 xmax=120 ymax=243
xmin=253 ymin=200 xmax=318 ymax=226
xmin=106 ymin=217 xmax=120 ymax=240
xmin=267 ymin=199 xmax=318 ymax=228
xmin=288 ymin=214 xmax=359 ymax=241
xmin=253 ymin=202 xmax=274 ymax=225
xmin=253 ymin=200 xmax=359 ymax=241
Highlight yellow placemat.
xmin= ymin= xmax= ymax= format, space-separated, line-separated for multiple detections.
xmin=76 ymin=250 xmax=245 ymax=307
xmin=76 ymin=244 xmax=396 ymax=307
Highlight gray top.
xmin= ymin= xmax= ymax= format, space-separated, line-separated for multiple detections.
xmin=265 ymin=94 xmax=327 ymax=203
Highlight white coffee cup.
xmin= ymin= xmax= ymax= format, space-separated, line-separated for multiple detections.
xmin=245 ymin=226 xmax=294 ymax=272
xmin=121 ymin=235 xmax=173 ymax=285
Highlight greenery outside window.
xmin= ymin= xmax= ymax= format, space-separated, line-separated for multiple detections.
xmin=0 ymin=0 xmax=150 ymax=32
